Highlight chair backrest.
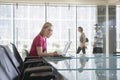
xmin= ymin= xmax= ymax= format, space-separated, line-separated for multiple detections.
xmin=0 ymin=46 xmax=18 ymax=80
xmin=0 ymin=63 xmax=11 ymax=80
xmin=3 ymin=45 xmax=20 ymax=72
xmin=10 ymin=43 xmax=24 ymax=69
xmin=0 ymin=47 xmax=12 ymax=80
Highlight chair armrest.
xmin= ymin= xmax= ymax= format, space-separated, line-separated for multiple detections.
xmin=23 ymin=59 xmax=50 ymax=67
xmin=24 ymin=59 xmax=44 ymax=65
xmin=24 ymin=56 xmax=42 ymax=61
xmin=29 ymin=72 xmax=55 ymax=79
xmin=22 ymin=66 xmax=54 ymax=80
xmin=22 ymin=59 xmax=48 ymax=72
xmin=24 ymin=66 xmax=53 ymax=74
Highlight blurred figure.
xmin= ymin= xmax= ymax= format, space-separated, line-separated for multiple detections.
xmin=93 ymin=24 xmax=105 ymax=80
xmin=93 ymin=24 xmax=103 ymax=54
xmin=77 ymin=26 xmax=87 ymax=54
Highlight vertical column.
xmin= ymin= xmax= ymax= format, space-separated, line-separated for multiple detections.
xmin=13 ymin=4 xmax=16 ymax=44
xmin=106 ymin=5 xmax=110 ymax=80
xmin=108 ymin=5 xmax=117 ymax=80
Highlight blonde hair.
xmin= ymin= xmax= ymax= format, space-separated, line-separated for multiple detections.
xmin=40 ymin=22 xmax=53 ymax=36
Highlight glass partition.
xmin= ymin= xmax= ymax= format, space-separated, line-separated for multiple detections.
xmin=76 ymin=5 xmax=97 ymax=54
xmin=14 ymin=5 xmax=45 ymax=55
xmin=46 ymin=4 xmax=76 ymax=53
xmin=0 ymin=4 xmax=120 ymax=80
xmin=116 ymin=5 xmax=120 ymax=52
xmin=0 ymin=5 xmax=13 ymax=44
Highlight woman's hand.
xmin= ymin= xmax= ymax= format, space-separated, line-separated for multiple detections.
xmin=50 ymin=51 xmax=59 ymax=57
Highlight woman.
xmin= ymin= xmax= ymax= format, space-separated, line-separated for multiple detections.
xmin=77 ymin=26 xmax=86 ymax=54
xmin=29 ymin=22 xmax=59 ymax=57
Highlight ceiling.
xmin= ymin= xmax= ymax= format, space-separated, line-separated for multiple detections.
xmin=0 ymin=0 xmax=120 ymax=5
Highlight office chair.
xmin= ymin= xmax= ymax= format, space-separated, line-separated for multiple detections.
xmin=0 ymin=45 xmax=56 ymax=80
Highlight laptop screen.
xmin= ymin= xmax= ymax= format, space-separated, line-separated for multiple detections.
xmin=61 ymin=41 xmax=72 ymax=56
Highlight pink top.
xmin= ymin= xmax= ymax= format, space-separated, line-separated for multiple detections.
xmin=29 ymin=34 xmax=47 ymax=56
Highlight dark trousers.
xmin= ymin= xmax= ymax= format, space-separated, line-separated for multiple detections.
xmin=93 ymin=47 xmax=103 ymax=54
xmin=77 ymin=46 xmax=86 ymax=54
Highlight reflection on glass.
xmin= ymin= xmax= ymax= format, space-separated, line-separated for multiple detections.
xmin=79 ymin=54 xmax=89 ymax=72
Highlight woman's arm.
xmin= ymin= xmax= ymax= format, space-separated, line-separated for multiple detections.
xmin=36 ymin=47 xmax=58 ymax=57
xmin=80 ymin=33 xmax=86 ymax=48
xmin=82 ymin=33 xmax=86 ymax=43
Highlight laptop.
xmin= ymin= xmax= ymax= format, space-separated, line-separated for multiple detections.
xmin=49 ymin=41 xmax=72 ymax=60
xmin=59 ymin=41 xmax=72 ymax=56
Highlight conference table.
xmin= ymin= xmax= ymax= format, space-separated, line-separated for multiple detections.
xmin=44 ymin=53 xmax=120 ymax=80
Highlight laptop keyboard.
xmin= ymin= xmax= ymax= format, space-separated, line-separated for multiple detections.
xmin=53 ymin=55 xmax=72 ymax=59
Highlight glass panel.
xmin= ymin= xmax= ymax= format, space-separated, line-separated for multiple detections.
xmin=29 ymin=5 xmax=45 ymax=19
xmin=77 ymin=6 xmax=97 ymax=54
xmin=97 ymin=6 xmax=106 ymax=54
xmin=116 ymin=6 xmax=120 ymax=52
xmin=47 ymin=4 xmax=76 ymax=53
xmin=116 ymin=5 xmax=120 ymax=80
xmin=15 ymin=5 xmax=29 ymax=18
xmin=14 ymin=5 xmax=45 ymax=59
xmin=0 ymin=4 xmax=120 ymax=80
xmin=109 ymin=5 xmax=116 ymax=55
xmin=0 ymin=5 xmax=13 ymax=44
xmin=0 ymin=5 xmax=12 ymax=18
